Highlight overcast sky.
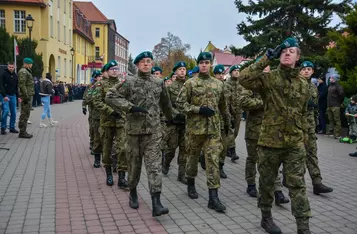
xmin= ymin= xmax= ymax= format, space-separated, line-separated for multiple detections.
xmin=76 ymin=0 xmax=343 ymax=58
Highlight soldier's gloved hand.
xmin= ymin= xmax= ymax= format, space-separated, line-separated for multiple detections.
xmin=174 ymin=113 xmax=186 ymax=123
xmin=198 ymin=106 xmax=215 ymax=117
xmin=130 ymin=106 xmax=148 ymax=114
xmin=82 ymin=108 xmax=87 ymax=115
xmin=110 ymin=111 xmax=122 ymax=119
xmin=265 ymin=45 xmax=282 ymax=60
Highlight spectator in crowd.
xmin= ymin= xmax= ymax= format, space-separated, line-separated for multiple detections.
xmin=39 ymin=73 xmax=57 ymax=127
xmin=318 ymin=77 xmax=328 ymax=134
xmin=33 ymin=77 xmax=41 ymax=107
xmin=59 ymin=81 xmax=65 ymax=103
xmin=326 ymin=74 xmax=344 ymax=138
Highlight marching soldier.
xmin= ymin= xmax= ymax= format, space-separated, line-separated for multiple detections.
xmin=240 ymin=38 xmax=312 ymax=234
xmin=18 ymin=58 xmax=35 ymax=138
xmin=162 ymin=61 xmax=187 ymax=184
xmin=105 ymin=51 xmax=175 ymax=217
xmin=92 ymin=60 xmax=128 ymax=189
xmin=176 ymin=52 xmax=230 ymax=212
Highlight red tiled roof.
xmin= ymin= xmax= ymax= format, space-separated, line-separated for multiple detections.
xmin=73 ymin=1 xmax=108 ymax=23
xmin=0 ymin=0 xmax=46 ymax=7
xmin=214 ymin=51 xmax=250 ymax=66
xmin=73 ymin=3 xmax=94 ymax=44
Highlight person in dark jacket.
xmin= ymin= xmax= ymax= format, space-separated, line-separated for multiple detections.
xmin=317 ymin=77 xmax=328 ymax=134
xmin=0 ymin=62 xmax=20 ymax=134
xmin=32 ymin=77 xmax=41 ymax=107
xmin=58 ymin=81 xmax=65 ymax=103
xmin=326 ymin=74 xmax=344 ymax=138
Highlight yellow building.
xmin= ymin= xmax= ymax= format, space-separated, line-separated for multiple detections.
xmin=0 ymin=0 xmax=74 ymax=83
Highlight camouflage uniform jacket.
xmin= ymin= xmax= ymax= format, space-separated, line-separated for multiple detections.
xmin=167 ymin=79 xmax=186 ymax=125
xmin=225 ymin=76 xmax=244 ymax=117
xmin=307 ymin=81 xmax=319 ymax=135
xmin=176 ymin=73 xmax=230 ymax=135
xmin=105 ymin=72 xmax=174 ymax=135
xmin=83 ymin=82 xmax=101 ymax=119
xmin=92 ymin=77 xmax=125 ymax=127
xmin=239 ymin=56 xmax=310 ymax=148
xmin=238 ymin=88 xmax=264 ymax=140
xmin=18 ymin=67 xmax=34 ymax=100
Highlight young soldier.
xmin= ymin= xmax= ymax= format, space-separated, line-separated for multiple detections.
xmin=152 ymin=66 xmax=163 ymax=78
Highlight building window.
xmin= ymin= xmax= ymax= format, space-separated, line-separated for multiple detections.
xmin=95 ymin=47 xmax=100 ymax=59
xmin=64 ymin=58 xmax=67 ymax=77
xmin=0 ymin=10 xmax=5 ymax=28
xmin=57 ymin=0 xmax=60 ymax=8
xmin=50 ymin=16 xmax=53 ymax=37
xmin=95 ymin=28 xmax=100 ymax=37
xmin=14 ymin=10 xmax=26 ymax=33
xmin=64 ymin=0 xmax=66 ymax=13
xmin=69 ymin=2 xmax=71 ymax=18
xmin=77 ymin=36 xmax=80 ymax=53
xmin=64 ymin=25 xmax=66 ymax=44
xmin=69 ymin=59 xmax=72 ymax=78
xmin=58 ymin=56 xmax=61 ymax=75
xmin=69 ymin=29 xmax=71 ymax=46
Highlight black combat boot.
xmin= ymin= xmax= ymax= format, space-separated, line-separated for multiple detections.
xmin=274 ymin=191 xmax=290 ymax=206
xmin=297 ymin=218 xmax=311 ymax=234
xmin=93 ymin=154 xmax=101 ymax=168
xmin=246 ymin=184 xmax=258 ymax=198
xmin=199 ymin=152 xmax=206 ymax=170
xmin=187 ymin=178 xmax=198 ymax=199
xmin=18 ymin=132 xmax=33 ymax=138
xmin=151 ymin=192 xmax=169 ymax=217
xmin=129 ymin=188 xmax=139 ymax=209
xmin=261 ymin=210 xmax=282 ymax=234
xmin=162 ymin=163 xmax=169 ymax=175
xmin=230 ymin=147 xmax=239 ymax=162
xmin=219 ymin=163 xmax=227 ymax=179
xmin=226 ymin=148 xmax=231 ymax=158
xmin=313 ymin=183 xmax=333 ymax=195
xmin=177 ymin=166 xmax=187 ymax=185
xmin=118 ymin=171 xmax=129 ymax=189
xmin=349 ymin=151 xmax=357 ymax=157
xmin=208 ymin=189 xmax=226 ymax=212
xmin=105 ymin=166 xmax=114 ymax=186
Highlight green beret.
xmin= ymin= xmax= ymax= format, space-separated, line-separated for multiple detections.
xmin=169 ymin=72 xmax=175 ymax=78
xmin=151 ymin=66 xmax=162 ymax=74
xmin=192 ymin=66 xmax=199 ymax=73
xmin=229 ymin=65 xmax=241 ymax=73
xmin=173 ymin=61 xmax=187 ymax=72
xmin=213 ymin=64 xmax=225 ymax=74
xmin=107 ymin=60 xmax=118 ymax=70
xmin=134 ymin=51 xmax=153 ymax=64
xmin=92 ymin=70 xmax=102 ymax=78
xmin=301 ymin=61 xmax=314 ymax=69
xmin=197 ymin=52 xmax=213 ymax=63
xmin=281 ymin=37 xmax=299 ymax=49
xmin=23 ymin=58 xmax=33 ymax=64
xmin=101 ymin=63 xmax=109 ymax=72
xmin=164 ymin=77 xmax=170 ymax=81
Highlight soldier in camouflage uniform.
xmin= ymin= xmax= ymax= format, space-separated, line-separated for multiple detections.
xmin=300 ymin=61 xmax=333 ymax=195
xmin=152 ymin=66 xmax=163 ymax=79
xmin=82 ymin=70 xmax=103 ymax=167
xmin=162 ymin=62 xmax=187 ymax=184
xmin=105 ymin=51 xmax=175 ymax=217
xmin=18 ymin=58 xmax=35 ymax=138
xmin=224 ymin=65 xmax=242 ymax=162
xmin=212 ymin=64 xmax=229 ymax=178
xmin=177 ymin=52 xmax=230 ymax=212
xmin=238 ymin=61 xmax=290 ymax=205
xmin=239 ymin=38 xmax=312 ymax=234
xmin=92 ymin=60 xmax=128 ymax=189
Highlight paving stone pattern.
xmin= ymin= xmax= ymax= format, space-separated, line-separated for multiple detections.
xmin=0 ymin=101 xmax=356 ymax=234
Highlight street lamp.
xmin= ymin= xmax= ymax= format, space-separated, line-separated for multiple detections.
xmin=25 ymin=14 xmax=34 ymax=57
xmin=70 ymin=48 xmax=75 ymax=85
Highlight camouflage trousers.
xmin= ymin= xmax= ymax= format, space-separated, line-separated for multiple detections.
xmin=101 ymin=127 xmax=127 ymax=171
xmin=91 ymin=118 xmax=102 ymax=154
xmin=257 ymin=143 xmax=311 ymax=219
xmin=305 ymin=134 xmax=322 ymax=185
xmin=227 ymin=113 xmax=242 ymax=148
xmin=245 ymin=139 xmax=283 ymax=191
xmin=220 ymin=128 xmax=231 ymax=164
xmin=327 ymin=107 xmax=341 ymax=137
xmin=127 ymin=131 xmax=163 ymax=194
xmin=163 ymin=124 xmax=186 ymax=172
xmin=186 ymin=134 xmax=222 ymax=189
xmin=18 ymin=99 xmax=32 ymax=133
xmin=88 ymin=115 xmax=93 ymax=148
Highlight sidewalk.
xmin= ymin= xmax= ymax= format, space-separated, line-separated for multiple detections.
xmin=0 ymin=101 xmax=356 ymax=234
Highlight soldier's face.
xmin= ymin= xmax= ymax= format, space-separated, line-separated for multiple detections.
xmin=108 ymin=66 xmax=119 ymax=77
xmin=231 ymin=69 xmax=239 ymax=77
xmin=96 ymin=75 xmax=102 ymax=81
xmin=153 ymin=71 xmax=162 ymax=78
xmin=198 ymin=60 xmax=211 ymax=73
xmin=175 ymin=67 xmax=186 ymax=79
xmin=165 ymin=80 xmax=172 ymax=85
xmin=215 ymin=73 xmax=224 ymax=81
xmin=137 ymin=58 xmax=153 ymax=73
xmin=300 ymin=67 xmax=314 ymax=79
xmin=280 ymin=47 xmax=300 ymax=68
xmin=171 ymin=75 xmax=177 ymax=81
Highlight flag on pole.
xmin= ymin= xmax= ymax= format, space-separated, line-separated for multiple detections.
xmin=14 ymin=38 xmax=19 ymax=72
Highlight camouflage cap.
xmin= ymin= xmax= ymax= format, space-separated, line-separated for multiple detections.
xmin=151 ymin=66 xmax=162 ymax=74
xmin=134 ymin=51 xmax=153 ymax=64
xmin=213 ymin=64 xmax=225 ymax=74
xmin=173 ymin=61 xmax=187 ymax=72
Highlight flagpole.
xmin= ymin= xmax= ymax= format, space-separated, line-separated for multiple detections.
xmin=14 ymin=38 xmax=17 ymax=73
